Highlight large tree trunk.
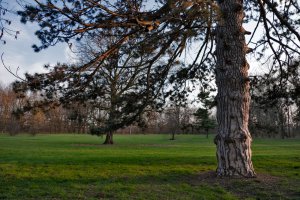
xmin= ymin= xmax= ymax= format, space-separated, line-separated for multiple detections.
xmin=214 ymin=0 xmax=256 ymax=177
xmin=103 ymin=131 xmax=114 ymax=144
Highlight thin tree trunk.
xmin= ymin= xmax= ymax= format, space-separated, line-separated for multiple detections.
xmin=170 ymin=130 xmax=175 ymax=140
xmin=287 ymin=106 xmax=291 ymax=138
xmin=279 ymin=106 xmax=286 ymax=139
xmin=103 ymin=131 xmax=114 ymax=144
xmin=214 ymin=0 xmax=256 ymax=177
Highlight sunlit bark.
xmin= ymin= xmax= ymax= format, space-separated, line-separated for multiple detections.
xmin=214 ymin=0 xmax=256 ymax=177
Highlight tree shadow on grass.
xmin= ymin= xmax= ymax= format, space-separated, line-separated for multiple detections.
xmin=1 ymin=170 xmax=299 ymax=199
xmin=190 ymin=171 xmax=299 ymax=200
xmin=84 ymin=171 xmax=300 ymax=199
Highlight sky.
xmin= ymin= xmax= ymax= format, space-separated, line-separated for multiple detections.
xmin=0 ymin=1 xmax=74 ymax=86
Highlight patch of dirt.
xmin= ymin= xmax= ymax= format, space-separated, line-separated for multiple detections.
xmin=194 ymin=170 xmax=281 ymax=185
xmin=188 ymin=171 xmax=287 ymax=199
xmin=84 ymin=186 xmax=114 ymax=199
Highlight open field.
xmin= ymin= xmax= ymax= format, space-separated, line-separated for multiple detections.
xmin=0 ymin=134 xmax=299 ymax=199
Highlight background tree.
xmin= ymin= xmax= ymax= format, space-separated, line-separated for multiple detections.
xmin=194 ymin=90 xmax=216 ymax=138
xmin=251 ymin=59 xmax=300 ymax=138
xmin=65 ymin=103 xmax=89 ymax=134
xmin=194 ymin=107 xmax=215 ymax=138
xmin=0 ymin=83 xmax=21 ymax=134
xmin=75 ymin=32 xmax=162 ymax=144
xmin=165 ymin=105 xmax=181 ymax=140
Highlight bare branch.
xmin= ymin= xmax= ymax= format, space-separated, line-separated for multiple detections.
xmin=1 ymin=53 xmax=25 ymax=81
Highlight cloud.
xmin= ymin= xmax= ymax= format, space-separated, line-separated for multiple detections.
xmin=1 ymin=41 xmax=69 ymax=84
xmin=64 ymin=45 xmax=78 ymax=64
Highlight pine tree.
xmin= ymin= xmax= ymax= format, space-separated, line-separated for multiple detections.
xmin=14 ymin=0 xmax=300 ymax=177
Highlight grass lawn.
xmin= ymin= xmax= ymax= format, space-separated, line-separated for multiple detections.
xmin=0 ymin=134 xmax=299 ymax=200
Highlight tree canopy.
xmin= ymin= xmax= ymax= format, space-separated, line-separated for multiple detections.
xmin=14 ymin=0 xmax=216 ymax=136
xmin=14 ymin=0 xmax=300 ymax=105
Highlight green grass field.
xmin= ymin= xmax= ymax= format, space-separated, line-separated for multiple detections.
xmin=0 ymin=134 xmax=299 ymax=200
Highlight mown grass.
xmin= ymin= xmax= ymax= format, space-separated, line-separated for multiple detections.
xmin=0 ymin=134 xmax=299 ymax=199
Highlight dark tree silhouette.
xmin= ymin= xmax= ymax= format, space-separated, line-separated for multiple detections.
xmin=194 ymin=90 xmax=216 ymax=138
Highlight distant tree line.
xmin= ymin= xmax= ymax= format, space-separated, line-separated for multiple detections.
xmin=0 ymin=82 xmax=217 ymax=137
xmin=1 ymin=80 xmax=300 ymax=138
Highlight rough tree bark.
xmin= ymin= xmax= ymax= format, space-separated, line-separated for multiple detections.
xmin=214 ymin=0 xmax=256 ymax=177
